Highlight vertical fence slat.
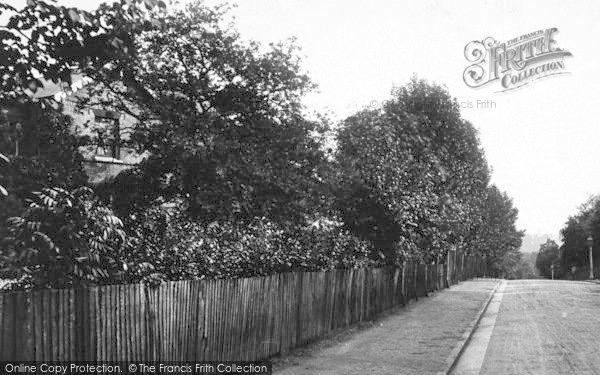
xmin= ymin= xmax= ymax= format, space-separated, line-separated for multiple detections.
xmin=0 ymin=293 xmax=4 ymax=358
xmin=33 ymin=292 xmax=43 ymax=362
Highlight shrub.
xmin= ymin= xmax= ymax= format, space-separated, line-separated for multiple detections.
xmin=0 ymin=187 xmax=127 ymax=290
xmin=124 ymin=208 xmax=374 ymax=284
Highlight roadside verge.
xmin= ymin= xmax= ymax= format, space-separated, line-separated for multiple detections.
xmin=438 ymin=279 xmax=501 ymax=375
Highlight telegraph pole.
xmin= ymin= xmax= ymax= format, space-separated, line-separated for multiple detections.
xmin=587 ymin=236 xmax=594 ymax=279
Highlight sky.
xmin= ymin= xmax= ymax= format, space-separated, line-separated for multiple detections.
xmin=5 ymin=0 xmax=600 ymax=242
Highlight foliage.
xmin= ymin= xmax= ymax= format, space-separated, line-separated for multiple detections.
xmin=0 ymin=152 xmax=8 ymax=197
xmin=122 ymin=208 xmax=374 ymax=284
xmin=512 ymin=257 xmax=537 ymax=279
xmin=77 ymin=1 xmax=329 ymax=226
xmin=0 ymin=102 xmax=88 ymax=195
xmin=0 ymin=187 xmax=128 ymax=290
xmin=0 ymin=0 xmax=527 ymax=287
xmin=0 ymin=0 xmax=166 ymax=100
xmin=516 ymin=252 xmax=538 ymax=279
xmin=472 ymin=185 xmax=524 ymax=277
xmin=560 ymin=216 xmax=588 ymax=274
xmin=0 ymin=103 xmax=88 ymax=238
xmin=334 ymin=78 xmax=491 ymax=263
xmin=0 ymin=152 xmax=15 ymax=239
xmin=535 ymin=239 xmax=560 ymax=278
xmin=558 ymin=196 xmax=600 ymax=279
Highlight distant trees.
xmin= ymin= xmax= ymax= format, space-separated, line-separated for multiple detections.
xmin=557 ymin=196 xmax=600 ymax=279
xmin=515 ymin=252 xmax=537 ymax=279
xmin=535 ymin=239 xmax=560 ymax=278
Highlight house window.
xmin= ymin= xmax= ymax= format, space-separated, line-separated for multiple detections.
xmin=93 ymin=109 xmax=121 ymax=160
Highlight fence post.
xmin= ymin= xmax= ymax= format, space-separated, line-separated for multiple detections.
xmin=446 ymin=251 xmax=452 ymax=286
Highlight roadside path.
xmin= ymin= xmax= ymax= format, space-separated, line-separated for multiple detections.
xmin=274 ymin=279 xmax=499 ymax=375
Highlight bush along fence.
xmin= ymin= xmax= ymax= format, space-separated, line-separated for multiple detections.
xmin=0 ymin=250 xmax=486 ymax=361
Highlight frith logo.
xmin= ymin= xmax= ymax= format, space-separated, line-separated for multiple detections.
xmin=463 ymin=28 xmax=572 ymax=92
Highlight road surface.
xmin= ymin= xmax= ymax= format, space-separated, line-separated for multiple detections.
xmin=452 ymin=279 xmax=600 ymax=374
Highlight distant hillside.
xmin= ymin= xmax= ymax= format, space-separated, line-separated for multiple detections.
xmin=520 ymin=233 xmax=554 ymax=253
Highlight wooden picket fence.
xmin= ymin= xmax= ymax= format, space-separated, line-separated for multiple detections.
xmin=0 ymin=251 xmax=486 ymax=361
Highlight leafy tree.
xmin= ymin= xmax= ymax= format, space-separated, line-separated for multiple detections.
xmin=558 ymin=196 xmax=600 ymax=278
xmin=473 ymin=185 xmax=524 ymax=277
xmin=559 ymin=217 xmax=586 ymax=275
xmin=535 ymin=239 xmax=560 ymax=278
xmin=0 ymin=102 xmax=88 ymax=194
xmin=335 ymin=78 xmax=490 ymax=263
xmin=0 ymin=103 xmax=88 ymax=240
xmin=0 ymin=0 xmax=166 ymax=101
xmin=1 ymin=187 xmax=127 ymax=289
xmin=79 ymin=1 xmax=329 ymax=225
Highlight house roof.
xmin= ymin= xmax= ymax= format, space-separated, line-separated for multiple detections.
xmin=31 ymin=75 xmax=91 ymax=101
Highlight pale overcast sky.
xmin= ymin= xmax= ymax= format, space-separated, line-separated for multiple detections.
xmin=5 ymin=0 xmax=600 ymax=242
